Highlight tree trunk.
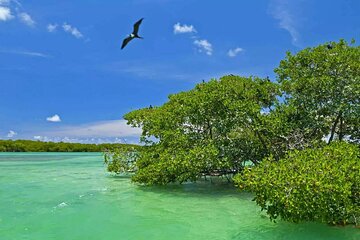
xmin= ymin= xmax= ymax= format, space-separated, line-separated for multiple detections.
xmin=252 ymin=115 xmax=269 ymax=154
xmin=328 ymin=111 xmax=342 ymax=144
xmin=339 ymin=115 xmax=344 ymax=141
xmin=255 ymin=130 xmax=268 ymax=154
xmin=206 ymin=119 xmax=213 ymax=139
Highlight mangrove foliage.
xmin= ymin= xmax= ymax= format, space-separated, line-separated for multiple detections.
xmin=104 ymin=39 xmax=360 ymax=225
xmin=0 ymin=139 xmax=138 ymax=152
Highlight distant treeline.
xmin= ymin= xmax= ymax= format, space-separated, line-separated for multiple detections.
xmin=0 ymin=140 xmax=140 ymax=152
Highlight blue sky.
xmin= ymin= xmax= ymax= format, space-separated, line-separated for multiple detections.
xmin=0 ymin=0 xmax=359 ymax=143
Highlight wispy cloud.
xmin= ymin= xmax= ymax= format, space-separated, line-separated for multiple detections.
xmin=0 ymin=6 xmax=13 ymax=21
xmin=46 ymin=114 xmax=61 ymax=122
xmin=193 ymin=39 xmax=213 ymax=56
xmin=173 ymin=22 xmax=197 ymax=34
xmin=227 ymin=47 xmax=244 ymax=57
xmin=0 ymin=0 xmax=11 ymax=5
xmin=32 ymin=135 xmax=137 ymax=144
xmin=173 ymin=21 xmax=214 ymax=56
xmin=47 ymin=23 xmax=57 ymax=32
xmin=47 ymin=22 xmax=87 ymax=41
xmin=0 ymin=49 xmax=50 ymax=58
xmin=62 ymin=23 xmax=83 ymax=39
xmin=7 ymin=130 xmax=17 ymax=138
xmin=269 ymin=0 xmax=300 ymax=46
xmin=7 ymin=119 xmax=138 ymax=143
xmin=102 ymin=60 xmax=249 ymax=82
xmin=16 ymin=51 xmax=48 ymax=57
xmin=41 ymin=120 xmax=141 ymax=138
xmin=0 ymin=0 xmax=21 ymax=6
xmin=18 ymin=12 xmax=35 ymax=26
xmin=103 ymin=60 xmax=191 ymax=80
xmin=0 ymin=1 xmax=35 ymax=27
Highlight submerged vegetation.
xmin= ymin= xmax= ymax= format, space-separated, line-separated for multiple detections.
xmin=0 ymin=139 xmax=137 ymax=152
xmin=104 ymin=39 xmax=360 ymax=225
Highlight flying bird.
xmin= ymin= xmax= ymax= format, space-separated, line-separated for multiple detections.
xmin=121 ymin=18 xmax=144 ymax=49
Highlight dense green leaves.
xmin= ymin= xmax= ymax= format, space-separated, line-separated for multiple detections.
xmin=104 ymin=39 xmax=359 ymax=225
xmin=0 ymin=139 xmax=137 ymax=152
xmin=275 ymin=39 xmax=360 ymax=144
xmin=234 ymin=142 xmax=360 ymax=225
xmin=123 ymin=75 xmax=280 ymax=184
xmin=233 ymin=39 xmax=360 ymax=225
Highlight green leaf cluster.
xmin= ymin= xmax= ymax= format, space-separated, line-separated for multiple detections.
xmin=234 ymin=142 xmax=360 ymax=226
xmin=123 ymin=75 xmax=280 ymax=184
xmin=103 ymin=39 xmax=360 ymax=225
xmin=0 ymin=139 xmax=137 ymax=152
xmin=275 ymin=39 xmax=360 ymax=144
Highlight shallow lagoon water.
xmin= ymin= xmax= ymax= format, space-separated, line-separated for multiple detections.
xmin=0 ymin=153 xmax=358 ymax=240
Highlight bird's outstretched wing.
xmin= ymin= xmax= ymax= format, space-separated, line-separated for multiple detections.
xmin=132 ymin=18 xmax=144 ymax=35
xmin=121 ymin=36 xmax=133 ymax=49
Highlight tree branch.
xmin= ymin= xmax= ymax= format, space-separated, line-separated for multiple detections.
xmin=328 ymin=111 xmax=342 ymax=144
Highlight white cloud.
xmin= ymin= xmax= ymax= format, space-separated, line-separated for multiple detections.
xmin=0 ymin=49 xmax=50 ymax=58
xmin=173 ymin=22 xmax=214 ymax=56
xmin=17 ymin=51 xmax=49 ymax=58
xmin=227 ymin=47 xmax=244 ymax=57
xmin=46 ymin=114 xmax=61 ymax=122
xmin=104 ymin=60 xmax=190 ymax=80
xmin=0 ymin=2 xmax=33 ymax=26
xmin=7 ymin=130 xmax=17 ymax=138
xmin=173 ymin=22 xmax=197 ymax=34
xmin=41 ymin=120 xmax=142 ymax=138
xmin=62 ymin=23 xmax=83 ymax=39
xmin=269 ymin=0 xmax=300 ymax=46
xmin=193 ymin=39 xmax=213 ymax=56
xmin=32 ymin=135 xmax=137 ymax=144
xmin=0 ymin=0 xmax=10 ymax=6
xmin=0 ymin=0 xmax=21 ymax=6
xmin=0 ymin=6 xmax=13 ymax=21
xmin=47 ymin=23 xmax=57 ymax=32
xmin=18 ymin=12 xmax=35 ymax=26
xmin=33 ymin=135 xmax=41 ymax=140
xmin=61 ymin=120 xmax=140 ymax=137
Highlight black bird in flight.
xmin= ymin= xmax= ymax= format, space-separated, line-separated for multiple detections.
xmin=121 ymin=18 xmax=144 ymax=49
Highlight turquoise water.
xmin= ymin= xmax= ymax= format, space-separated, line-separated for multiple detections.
xmin=0 ymin=153 xmax=358 ymax=240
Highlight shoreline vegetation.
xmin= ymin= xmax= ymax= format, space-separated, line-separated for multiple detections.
xmin=104 ymin=39 xmax=359 ymax=227
xmin=0 ymin=139 xmax=139 ymax=152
